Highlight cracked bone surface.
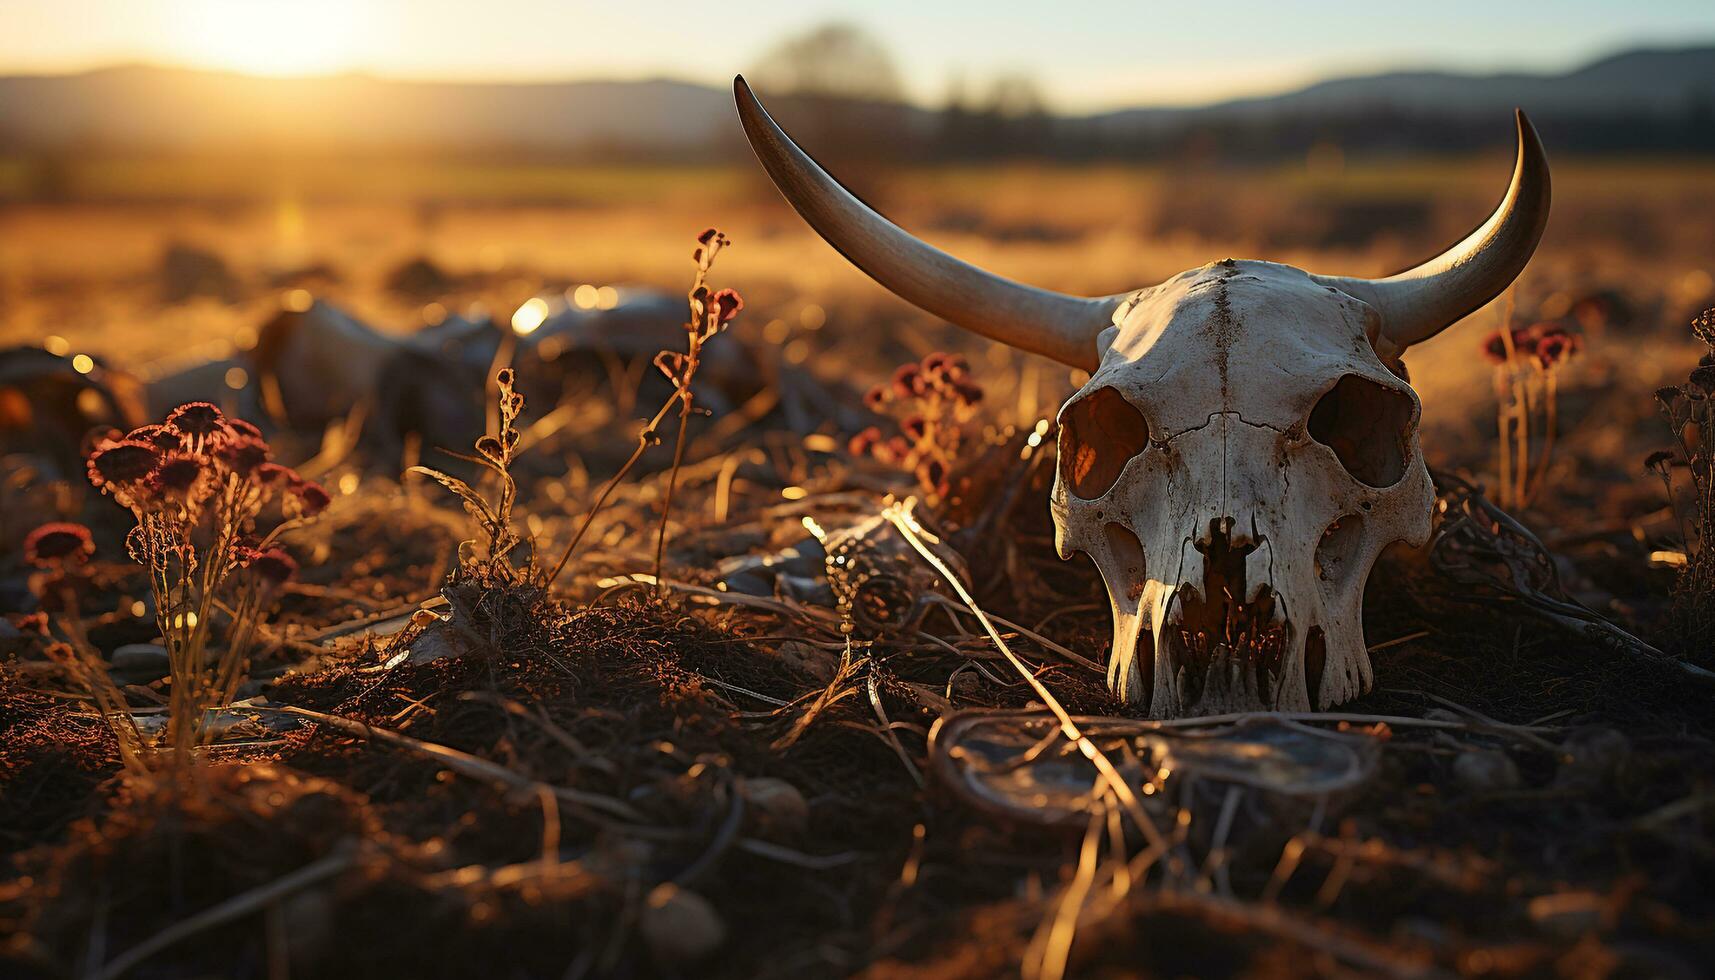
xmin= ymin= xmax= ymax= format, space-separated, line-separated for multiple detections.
xmin=733 ymin=76 xmax=1550 ymax=716
xmin=1050 ymin=262 xmax=1435 ymax=715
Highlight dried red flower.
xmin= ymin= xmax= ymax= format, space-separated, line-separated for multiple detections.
xmin=900 ymin=415 xmax=929 ymax=441
xmin=290 ymin=479 xmax=332 ymax=518
xmin=915 ymin=458 xmax=949 ymax=496
xmin=6 ymin=611 xmax=48 ymax=636
xmin=922 ymin=352 xmax=968 ymax=383
xmin=848 ymin=426 xmax=883 ymax=457
xmin=229 ymin=418 xmax=263 ymax=440
xmin=88 ymin=440 xmax=161 ymax=490
xmin=215 ymin=435 xmax=271 ymax=476
xmin=697 ymin=228 xmax=719 ymax=246
xmin=247 ymin=547 xmax=299 ymax=588
xmin=1534 ymin=333 xmax=1581 ymax=369
xmin=165 ymin=402 xmax=230 ymax=445
xmin=891 ymin=364 xmax=925 ymax=398
xmin=150 ymin=452 xmax=206 ymax=500
xmin=254 ymin=462 xmax=294 ymax=486
xmin=23 ymin=522 xmax=95 ymax=568
xmin=128 ymin=424 xmax=183 ymax=452
xmin=1645 ymin=450 xmax=1680 ymax=473
xmin=712 ymin=288 xmax=743 ymax=324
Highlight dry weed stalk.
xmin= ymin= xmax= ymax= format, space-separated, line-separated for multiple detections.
xmin=547 ymin=228 xmax=742 ymax=590
xmin=1649 ymin=306 xmax=1715 ymax=650
xmin=23 ymin=523 xmax=150 ymax=774
xmin=1481 ymin=304 xmax=1582 ymax=510
xmin=411 ymin=366 xmax=537 ymax=584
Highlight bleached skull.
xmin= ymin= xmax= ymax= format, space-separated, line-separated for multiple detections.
xmin=734 ymin=77 xmax=1551 ymax=716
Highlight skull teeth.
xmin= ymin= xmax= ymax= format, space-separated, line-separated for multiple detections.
xmin=1154 ymin=578 xmax=1290 ymax=714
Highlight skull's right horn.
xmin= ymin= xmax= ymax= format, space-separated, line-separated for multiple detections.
xmin=1314 ymin=110 xmax=1552 ymax=354
xmin=733 ymin=76 xmax=1122 ymax=371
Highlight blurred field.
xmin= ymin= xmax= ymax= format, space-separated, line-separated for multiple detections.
xmin=3 ymin=151 xmax=1712 ymax=464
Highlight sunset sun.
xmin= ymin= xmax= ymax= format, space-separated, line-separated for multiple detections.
xmin=167 ymin=0 xmax=370 ymax=75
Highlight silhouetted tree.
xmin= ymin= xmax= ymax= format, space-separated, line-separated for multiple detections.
xmin=748 ymin=23 xmax=917 ymax=165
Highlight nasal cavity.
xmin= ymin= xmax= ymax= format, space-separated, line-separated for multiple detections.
xmin=1059 ymin=386 xmax=1149 ymax=500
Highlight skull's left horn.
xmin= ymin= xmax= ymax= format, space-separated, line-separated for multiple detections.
xmin=734 ymin=76 xmax=1120 ymax=371
xmin=1315 ymin=110 xmax=1551 ymax=353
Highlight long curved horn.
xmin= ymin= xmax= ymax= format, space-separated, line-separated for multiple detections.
xmin=1315 ymin=110 xmax=1551 ymax=353
xmin=734 ymin=76 xmax=1120 ymax=371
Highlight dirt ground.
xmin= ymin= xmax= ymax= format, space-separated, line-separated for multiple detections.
xmin=2 ymin=156 xmax=1714 ymax=977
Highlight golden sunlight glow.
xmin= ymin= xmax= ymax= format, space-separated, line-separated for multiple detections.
xmin=511 ymin=297 xmax=550 ymax=336
xmin=71 ymin=354 xmax=95 ymax=374
xmin=167 ymin=0 xmax=371 ymax=76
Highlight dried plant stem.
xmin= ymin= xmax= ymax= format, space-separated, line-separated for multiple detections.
xmin=548 ymin=228 xmax=737 ymax=591
xmin=1495 ymin=304 xmax=1519 ymax=509
xmin=546 ymin=394 xmax=679 ymax=588
xmin=93 ymin=845 xmax=357 ymax=980
xmin=1526 ymin=370 xmax=1558 ymax=506
xmin=46 ymin=596 xmax=150 ymax=774
xmin=652 ymin=395 xmax=694 ymax=596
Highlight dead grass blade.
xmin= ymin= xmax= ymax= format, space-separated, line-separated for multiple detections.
xmin=262 ymin=705 xmax=643 ymax=822
xmin=93 ymin=844 xmax=357 ymax=980
xmin=882 ymin=500 xmax=1168 ymax=854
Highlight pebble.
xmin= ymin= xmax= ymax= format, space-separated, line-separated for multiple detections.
xmin=1453 ymin=749 xmax=1519 ymax=791
xmin=739 ymin=777 xmax=810 ymax=838
xmin=1556 ymin=727 xmax=1630 ymax=790
xmin=110 ymin=643 xmax=170 ymax=678
xmin=639 ymin=884 xmax=725 ymax=965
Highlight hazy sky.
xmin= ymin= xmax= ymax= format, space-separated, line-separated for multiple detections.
xmin=2 ymin=0 xmax=1710 ymax=110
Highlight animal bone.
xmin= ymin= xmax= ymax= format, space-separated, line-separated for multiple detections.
xmin=734 ymin=76 xmax=1550 ymax=717
xmin=144 ymin=288 xmax=756 ymax=458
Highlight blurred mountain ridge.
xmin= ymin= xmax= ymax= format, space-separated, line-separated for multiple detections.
xmin=0 ymin=44 xmax=1710 ymax=156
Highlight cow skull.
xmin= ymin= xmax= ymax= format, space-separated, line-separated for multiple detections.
xmin=733 ymin=77 xmax=1550 ymax=716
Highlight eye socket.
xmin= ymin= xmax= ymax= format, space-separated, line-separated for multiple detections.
xmin=1059 ymin=386 xmax=1149 ymax=500
xmin=1307 ymin=374 xmax=1415 ymax=488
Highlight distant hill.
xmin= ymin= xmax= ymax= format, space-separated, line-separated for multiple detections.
xmin=0 ymin=45 xmax=1711 ymax=156
xmin=1089 ymin=46 xmax=1715 ymax=130
xmin=0 ymin=65 xmax=734 ymax=153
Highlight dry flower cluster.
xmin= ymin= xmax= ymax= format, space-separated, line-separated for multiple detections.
xmin=46 ymin=402 xmax=326 ymax=759
xmin=850 ymin=351 xmax=985 ymax=501
xmin=1649 ymin=306 xmax=1715 ymax=649
xmin=1481 ymin=315 xmax=1583 ymax=509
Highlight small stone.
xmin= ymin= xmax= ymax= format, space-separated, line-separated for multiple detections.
xmin=639 ymin=884 xmax=725 ymax=966
xmin=1556 ymin=727 xmax=1630 ymax=790
xmin=405 ymin=621 xmax=470 ymax=664
xmin=778 ymin=640 xmax=837 ymax=683
xmin=110 ymin=643 xmax=169 ymax=679
xmin=739 ymin=777 xmax=809 ymax=838
xmin=1527 ymin=891 xmax=1605 ymax=939
xmin=1453 ymin=749 xmax=1519 ymax=791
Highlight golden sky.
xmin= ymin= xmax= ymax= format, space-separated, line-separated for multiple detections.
xmin=1 ymin=0 xmax=1709 ymax=111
